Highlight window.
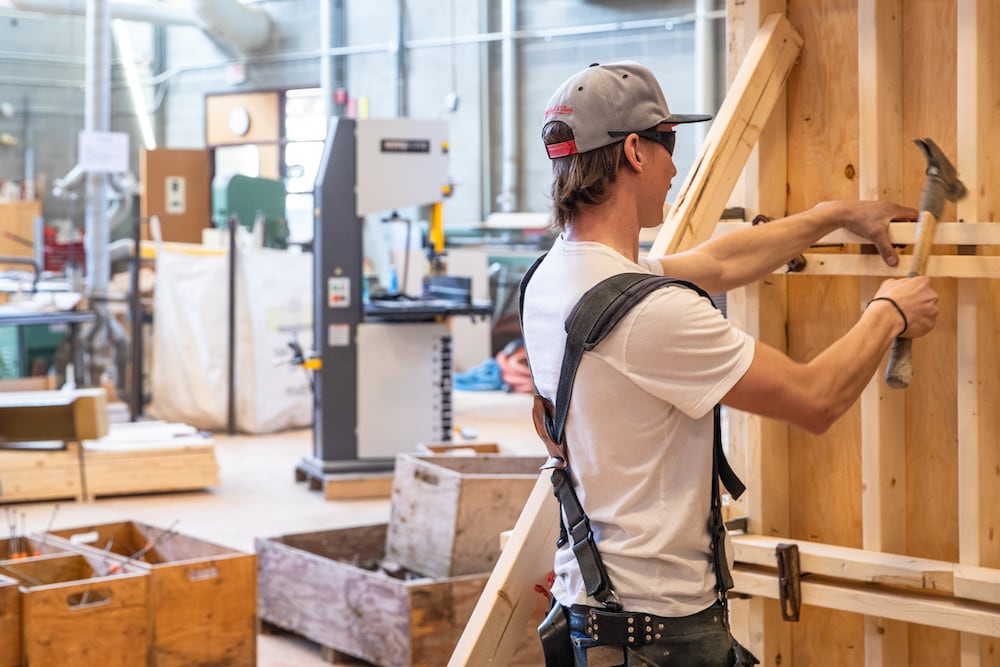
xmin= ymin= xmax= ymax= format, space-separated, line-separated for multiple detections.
xmin=283 ymin=88 xmax=327 ymax=243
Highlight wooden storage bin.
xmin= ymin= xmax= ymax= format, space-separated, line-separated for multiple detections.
xmin=2 ymin=553 xmax=150 ymax=667
xmin=48 ymin=520 xmax=256 ymax=667
xmin=257 ymin=523 xmax=497 ymax=667
xmin=0 ymin=442 xmax=83 ymax=502
xmin=0 ymin=574 xmax=19 ymax=667
xmin=386 ymin=453 xmax=544 ymax=578
xmin=0 ymin=534 xmax=68 ymax=561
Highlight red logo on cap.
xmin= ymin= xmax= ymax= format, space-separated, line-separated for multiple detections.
xmin=544 ymin=105 xmax=573 ymax=118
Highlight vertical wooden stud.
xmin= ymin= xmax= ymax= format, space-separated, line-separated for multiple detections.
xmin=726 ymin=1 xmax=791 ymax=665
xmin=857 ymin=1 xmax=908 ymax=664
xmin=957 ymin=1 xmax=1000 ymax=665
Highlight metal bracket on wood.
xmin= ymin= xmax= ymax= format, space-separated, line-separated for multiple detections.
xmin=775 ymin=542 xmax=802 ymax=622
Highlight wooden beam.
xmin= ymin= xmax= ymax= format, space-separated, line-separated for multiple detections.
xmin=712 ymin=222 xmax=1000 ymax=246
xmin=791 ymin=254 xmax=1000 ymax=279
xmin=448 ymin=474 xmax=558 ymax=666
xmin=0 ymin=389 xmax=108 ymax=442
xmin=732 ymin=566 xmax=1000 ymax=638
xmin=723 ymin=2 xmax=792 ymax=662
xmin=857 ymin=2 xmax=907 ymax=661
xmin=649 ymin=12 xmax=803 ymax=256
xmin=957 ymin=1 xmax=1000 ymax=664
xmin=733 ymin=535 xmax=954 ymax=595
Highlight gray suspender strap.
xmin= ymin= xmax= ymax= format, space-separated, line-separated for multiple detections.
xmin=518 ymin=254 xmax=747 ymax=608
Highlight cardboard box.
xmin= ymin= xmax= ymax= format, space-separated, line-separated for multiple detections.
xmin=0 ymin=574 xmax=19 ymax=667
xmin=1 ymin=553 xmax=150 ymax=667
xmin=48 ymin=520 xmax=256 ymax=667
xmin=257 ymin=523 xmax=493 ymax=667
xmin=385 ymin=453 xmax=544 ymax=578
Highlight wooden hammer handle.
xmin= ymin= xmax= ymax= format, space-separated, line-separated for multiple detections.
xmin=884 ymin=210 xmax=940 ymax=388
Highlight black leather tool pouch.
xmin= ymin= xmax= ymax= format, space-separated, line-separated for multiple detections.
xmin=538 ymin=600 xmax=574 ymax=667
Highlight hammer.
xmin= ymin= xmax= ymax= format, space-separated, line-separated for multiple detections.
xmin=884 ymin=138 xmax=966 ymax=389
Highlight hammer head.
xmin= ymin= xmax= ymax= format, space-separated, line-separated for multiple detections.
xmin=914 ymin=137 xmax=967 ymax=204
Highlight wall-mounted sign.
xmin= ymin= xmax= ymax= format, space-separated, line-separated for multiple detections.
xmin=78 ymin=130 xmax=130 ymax=173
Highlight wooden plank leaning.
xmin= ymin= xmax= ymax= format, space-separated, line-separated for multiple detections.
xmin=649 ymin=12 xmax=804 ymax=256
xmin=448 ymin=473 xmax=558 ymax=666
xmin=449 ymin=13 xmax=803 ymax=666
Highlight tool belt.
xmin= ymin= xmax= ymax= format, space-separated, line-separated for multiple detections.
xmin=567 ymin=601 xmax=726 ymax=647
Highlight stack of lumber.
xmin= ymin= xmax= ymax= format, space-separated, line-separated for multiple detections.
xmin=81 ymin=421 xmax=219 ymax=500
xmin=0 ymin=388 xmax=218 ymax=501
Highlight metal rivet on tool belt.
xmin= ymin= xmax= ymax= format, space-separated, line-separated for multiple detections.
xmin=646 ymin=635 xmax=652 ymax=642
xmin=628 ymin=616 xmax=634 ymax=623
xmin=645 ymin=616 xmax=651 ymax=622
xmin=657 ymin=623 xmax=664 ymax=630
xmin=628 ymin=637 xmax=635 ymax=643
xmin=646 ymin=626 xmax=652 ymax=633
xmin=655 ymin=633 xmax=662 ymax=640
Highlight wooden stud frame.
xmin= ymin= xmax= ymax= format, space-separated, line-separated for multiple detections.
xmin=723 ymin=2 xmax=1000 ymax=666
xmin=452 ymin=3 xmax=1000 ymax=665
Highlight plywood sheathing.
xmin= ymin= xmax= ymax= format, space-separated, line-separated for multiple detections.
xmin=727 ymin=0 xmax=1000 ymax=665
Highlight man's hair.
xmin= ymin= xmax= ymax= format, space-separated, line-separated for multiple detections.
xmin=543 ymin=120 xmax=624 ymax=229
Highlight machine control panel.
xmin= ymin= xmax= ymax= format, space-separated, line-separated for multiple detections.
xmin=327 ymin=277 xmax=351 ymax=308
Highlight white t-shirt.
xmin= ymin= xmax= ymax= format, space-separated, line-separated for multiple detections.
xmin=521 ymin=234 xmax=755 ymax=617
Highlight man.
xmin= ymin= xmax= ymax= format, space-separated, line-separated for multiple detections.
xmin=521 ymin=61 xmax=939 ymax=666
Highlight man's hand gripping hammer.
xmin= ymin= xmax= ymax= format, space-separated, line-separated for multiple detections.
xmin=884 ymin=138 xmax=966 ymax=388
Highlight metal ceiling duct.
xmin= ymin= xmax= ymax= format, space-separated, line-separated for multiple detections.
xmin=4 ymin=0 xmax=272 ymax=53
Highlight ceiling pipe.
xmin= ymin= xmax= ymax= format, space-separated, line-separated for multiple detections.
xmin=4 ymin=0 xmax=271 ymax=53
xmin=497 ymin=0 xmax=518 ymax=213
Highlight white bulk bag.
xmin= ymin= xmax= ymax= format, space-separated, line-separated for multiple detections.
xmin=148 ymin=244 xmax=312 ymax=433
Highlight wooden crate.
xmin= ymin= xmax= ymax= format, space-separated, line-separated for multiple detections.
xmin=47 ymin=520 xmax=256 ymax=667
xmin=385 ymin=453 xmax=544 ymax=578
xmin=1 ymin=553 xmax=150 ymax=667
xmin=0 ymin=574 xmax=18 ymax=667
xmin=82 ymin=422 xmax=219 ymax=500
xmin=0 ymin=534 xmax=69 ymax=561
xmin=257 ymin=523 xmax=519 ymax=667
xmin=0 ymin=442 xmax=83 ymax=502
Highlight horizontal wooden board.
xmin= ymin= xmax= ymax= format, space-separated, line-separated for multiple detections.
xmin=733 ymin=565 xmax=1000 ymax=638
xmin=0 ymin=442 xmax=83 ymax=502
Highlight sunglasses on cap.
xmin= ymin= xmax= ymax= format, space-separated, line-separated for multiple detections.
xmin=608 ymin=129 xmax=676 ymax=155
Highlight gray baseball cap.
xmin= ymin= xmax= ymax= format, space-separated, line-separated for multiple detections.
xmin=543 ymin=61 xmax=711 ymax=159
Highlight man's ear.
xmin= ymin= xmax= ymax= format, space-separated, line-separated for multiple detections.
xmin=621 ymin=133 xmax=644 ymax=172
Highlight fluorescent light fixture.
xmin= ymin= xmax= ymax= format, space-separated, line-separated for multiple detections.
xmin=113 ymin=19 xmax=157 ymax=151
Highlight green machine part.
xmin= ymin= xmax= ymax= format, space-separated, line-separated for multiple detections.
xmin=211 ymin=174 xmax=290 ymax=249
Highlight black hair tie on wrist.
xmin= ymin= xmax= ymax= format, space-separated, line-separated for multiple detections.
xmin=867 ymin=296 xmax=908 ymax=337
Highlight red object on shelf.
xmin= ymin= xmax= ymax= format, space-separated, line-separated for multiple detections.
xmin=43 ymin=226 xmax=86 ymax=273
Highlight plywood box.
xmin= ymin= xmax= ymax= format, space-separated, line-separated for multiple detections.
xmin=258 ymin=523 xmax=501 ymax=667
xmin=48 ymin=520 xmax=256 ymax=667
xmin=1 ymin=553 xmax=150 ymax=667
xmin=0 ymin=574 xmax=19 ymax=667
xmin=386 ymin=453 xmax=544 ymax=578
xmin=0 ymin=442 xmax=83 ymax=502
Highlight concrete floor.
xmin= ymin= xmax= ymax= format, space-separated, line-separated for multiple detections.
xmin=7 ymin=390 xmax=541 ymax=666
